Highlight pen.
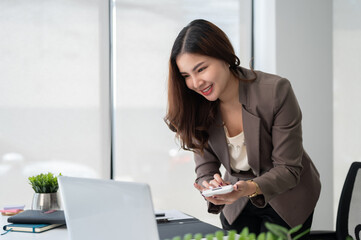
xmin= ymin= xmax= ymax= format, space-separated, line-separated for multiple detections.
xmin=44 ymin=210 xmax=57 ymax=214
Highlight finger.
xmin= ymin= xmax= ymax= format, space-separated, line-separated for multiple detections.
xmin=209 ymin=179 xmax=221 ymax=188
xmin=212 ymin=191 xmax=239 ymax=204
xmin=202 ymin=180 xmax=211 ymax=188
xmin=194 ymin=183 xmax=205 ymax=192
xmin=234 ymin=182 xmax=241 ymax=191
xmin=234 ymin=181 xmax=246 ymax=191
xmin=213 ymin=195 xmax=225 ymax=201
xmin=213 ymin=174 xmax=225 ymax=185
xmin=207 ymin=196 xmax=228 ymax=205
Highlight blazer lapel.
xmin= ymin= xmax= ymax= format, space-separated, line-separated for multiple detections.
xmin=208 ymin=108 xmax=232 ymax=174
xmin=242 ymin=107 xmax=261 ymax=176
xmin=239 ymin=75 xmax=261 ymax=176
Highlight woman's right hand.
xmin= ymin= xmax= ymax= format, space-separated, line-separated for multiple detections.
xmin=201 ymin=173 xmax=229 ymax=188
xmin=194 ymin=173 xmax=233 ymax=205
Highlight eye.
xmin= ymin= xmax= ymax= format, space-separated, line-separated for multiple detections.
xmin=182 ymin=74 xmax=189 ymax=80
xmin=198 ymin=66 xmax=207 ymax=73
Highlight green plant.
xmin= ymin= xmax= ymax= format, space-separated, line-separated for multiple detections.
xmin=169 ymin=222 xmax=310 ymax=240
xmin=28 ymin=172 xmax=62 ymax=193
xmin=265 ymin=222 xmax=310 ymax=240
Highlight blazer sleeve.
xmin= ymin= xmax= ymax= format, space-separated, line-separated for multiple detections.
xmin=252 ymin=78 xmax=304 ymax=206
xmin=194 ymin=146 xmax=225 ymax=214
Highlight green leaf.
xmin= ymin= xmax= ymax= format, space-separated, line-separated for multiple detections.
xmin=240 ymin=227 xmax=249 ymax=237
xmin=267 ymin=229 xmax=286 ymax=239
xmin=249 ymin=233 xmax=257 ymax=240
xmin=265 ymin=231 xmax=275 ymax=240
xmin=194 ymin=233 xmax=203 ymax=240
xmin=205 ymin=233 xmax=214 ymax=240
xmin=257 ymin=232 xmax=266 ymax=240
xmin=228 ymin=230 xmax=236 ymax=240
xmin=215 ymin=230 xmax=224 ymax=240
xmin=292 ymin=229 xmax=310 ymax=240
xmin=183 ymin=233 xmax=192 ymax=240
xmin=265 ymin=223 xmax=287 ymax=239
xmin=238 ymin=235 xmax=247 ymax=240
xmin=172 ymin=237 xmax=181 ymax=240
xmin=265 ymin=223 xmax=288 ymax=234
xmin=288 ymin=225 xmax=302 ymax=235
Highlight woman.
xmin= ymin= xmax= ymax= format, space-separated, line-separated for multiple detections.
xmin=164 ymin=19 xmax=321 ymax=238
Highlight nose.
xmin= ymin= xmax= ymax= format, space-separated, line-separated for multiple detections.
xmin=192 ymin=75 xmax=204 ymax=89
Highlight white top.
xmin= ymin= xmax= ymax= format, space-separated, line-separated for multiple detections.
xmin=224 ymin=125 xmax=251 ymax=172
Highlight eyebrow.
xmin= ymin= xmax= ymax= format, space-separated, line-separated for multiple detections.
xmin=180 ymin=62 xmax=205 ymax=74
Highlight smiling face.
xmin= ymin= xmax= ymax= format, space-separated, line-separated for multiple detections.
xmin=176 ymin=53 xmax=235 ymax=102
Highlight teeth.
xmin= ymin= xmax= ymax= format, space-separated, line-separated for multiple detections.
xmin=202 ymin=85 xmax=212 ymax=93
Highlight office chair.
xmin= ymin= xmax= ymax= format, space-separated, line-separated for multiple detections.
xmin=355 ymin=225 xmax=361 ymax=240
xmin=310 ymin=161 xmax=361 ymax=240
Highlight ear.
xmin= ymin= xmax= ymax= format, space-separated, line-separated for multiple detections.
xmin=224 ymin=61 xmax=231 ymax=70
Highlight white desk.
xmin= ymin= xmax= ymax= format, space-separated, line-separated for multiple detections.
xmin=1 ymin=215 xmax=68 ymax=240
xmin=1 ymin=214 xmax=234 ymax=240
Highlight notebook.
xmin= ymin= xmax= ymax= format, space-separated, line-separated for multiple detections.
xmin=3 ymin=223 xmax=64 ymax=233
xmin=7 ymin=210 xmax=65 ymax=224
xmin=58 ymin=176 xmax=159 ymax=240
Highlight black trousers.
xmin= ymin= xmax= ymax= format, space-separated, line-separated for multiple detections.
xmin=220 ymin=201 xmax=314 ymax=240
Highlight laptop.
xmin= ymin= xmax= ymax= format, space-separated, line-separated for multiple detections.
xmin=58 ymin=176 xmax=159 ymax=240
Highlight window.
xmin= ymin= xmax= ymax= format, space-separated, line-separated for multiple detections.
xmin=0 ymin=0 xmax=252 ymax=227
xmin=114 ymin=0 xmax=252 ymax=226
xmin=0 ymin=0 xmax=110 ymax=207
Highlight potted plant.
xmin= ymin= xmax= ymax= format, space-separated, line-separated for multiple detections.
xmin=28 ymin=172 xmax=62 ymax=211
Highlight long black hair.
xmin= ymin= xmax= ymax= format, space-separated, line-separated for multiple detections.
xmin=165 ymin=19 xmax=250 ymax=153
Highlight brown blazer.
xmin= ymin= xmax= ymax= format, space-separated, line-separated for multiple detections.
xmin=194 ymin=67 xmax=321 ymax=227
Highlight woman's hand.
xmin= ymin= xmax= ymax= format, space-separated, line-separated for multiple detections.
xmin=201 ymin=173 xmax=229 ymax=188
xmin=194 ymin=175 xmax=258 ymax=205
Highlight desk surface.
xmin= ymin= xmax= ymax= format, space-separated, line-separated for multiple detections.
xmin=1 ymin=214 xmax=228 ymax=240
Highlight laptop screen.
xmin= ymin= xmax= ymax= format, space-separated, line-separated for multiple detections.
xmin=58 ymin=176 xmax=159 ymax=240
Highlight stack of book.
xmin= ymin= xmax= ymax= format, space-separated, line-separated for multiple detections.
xmin=2 ymin=210 xmax=66 ymax=233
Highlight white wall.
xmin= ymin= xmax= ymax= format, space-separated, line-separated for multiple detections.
xmin=254 ymin=0 xmax=333 ymax=230
xmin=333 ymin=0 xmax=361 ymax=223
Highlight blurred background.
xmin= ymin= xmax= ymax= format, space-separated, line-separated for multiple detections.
xmin=0 ymin=0 xmax=360 ymax=231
